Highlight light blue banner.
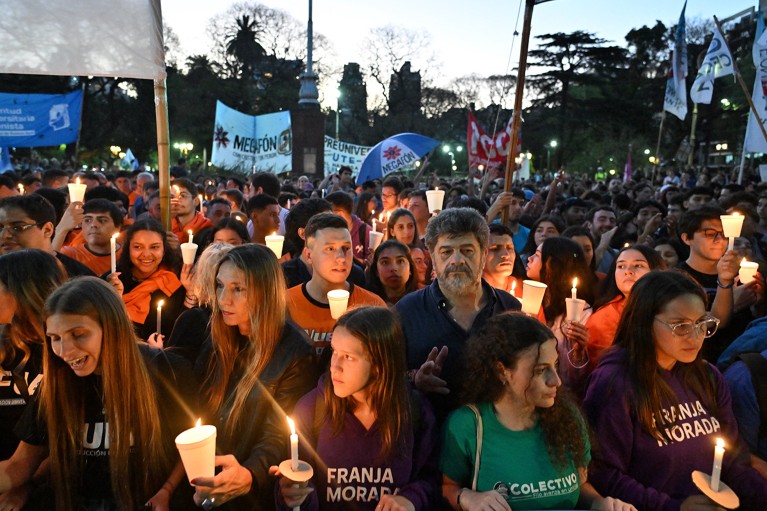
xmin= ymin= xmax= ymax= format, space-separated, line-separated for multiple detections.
xmin=211 ymin=101 xmax=292 ymax=173
xmin=0 ymin=90 xmax=83 ymax=147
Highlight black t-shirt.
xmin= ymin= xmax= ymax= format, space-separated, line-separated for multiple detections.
xmin=15 ymin=344 xmax=196 ymax=506
xmin=678 ymin=261 xmax=756 ymax=363
xmin=0 ymin=343 xmax=43 ymax=459
xmin=115 ymin=271 xmax=187 ymax=342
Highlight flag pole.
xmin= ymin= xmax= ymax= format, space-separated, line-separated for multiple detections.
xmin=653 ymin=111 xmax=666 ymax=179
xmin=501 ymin=0 xmax=535 ymax=224
xmin=154 ymin=78 xmax=171 ymax=231
xmin=74 ymin=82 xmax=86 ymax=166
xmin=687 ymin=103 xmax=698 ymax=167
xmin=713 ymin=16 xmax=767 ymax=149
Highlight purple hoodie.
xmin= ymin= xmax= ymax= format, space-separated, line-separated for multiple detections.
xmin=583 ymin=348 xmax=767 ymax=511
xmin=276 ymin=381 xmax=440 ymax=511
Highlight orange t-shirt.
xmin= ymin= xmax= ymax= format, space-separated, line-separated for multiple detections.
xmin=172 ymin=212 xmax=213 ymax=243
xmin=287 ymin=283 xmax=386 ymax=353
xmin=586 ymin=295 xmax=625 ymax=362
xmin=60 ymin=243 xmax=123 ymax=276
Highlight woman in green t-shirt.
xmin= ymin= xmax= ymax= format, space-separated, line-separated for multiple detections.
xmin=440 ymin=313 xmax=635 ymax=511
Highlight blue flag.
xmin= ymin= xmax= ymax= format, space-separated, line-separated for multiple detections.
xmin=0 ymin=90 xmax=83 ymax=147
xmin=664 ymin=1 xmax=687 ymax=120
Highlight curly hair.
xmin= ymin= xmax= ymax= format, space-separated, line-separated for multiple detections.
xmin=461 ymin=313 xmax=589 ymax=469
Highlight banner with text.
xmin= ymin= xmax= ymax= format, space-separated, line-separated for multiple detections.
xmin=0 ymin=90 xmax=83 ymax=147
xmin=467 ymin=111 xmax=517 ymax=169
xmin=324 ymin=137 xmax=371 ymax=176
xmin=745 ymin=5 xmax=767 ymax=153
xmin=211 ymin=101 xmax=292 ymax=173
xmin=690 ymin=29 xmax=735 ymax=104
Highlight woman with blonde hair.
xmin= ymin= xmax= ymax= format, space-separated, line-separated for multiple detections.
xmin=0 ymin=277 xmax=191 ymax=511
xmin=193 ymin=244 xmax=317 ymax=510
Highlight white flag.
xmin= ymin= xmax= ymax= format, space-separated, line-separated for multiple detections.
xmin=746 ymin=7 xmax=767 ymax=153
xmin=690 ymin=29 xmax=735 ymax=104
xmin=664 ymin=2 xmax=688 ymax=120
xmin=0 ymin=0 xmax=165 ymax=80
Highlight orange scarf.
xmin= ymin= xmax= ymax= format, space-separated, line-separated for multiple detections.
xmin=172 ymin=212 xmax=213 ymax=243
xmin=122 ymin=269 xmax=182 ymax=324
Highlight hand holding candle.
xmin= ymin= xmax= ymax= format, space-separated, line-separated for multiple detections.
xmin=67 ymin=177 xmax=87 ymax=204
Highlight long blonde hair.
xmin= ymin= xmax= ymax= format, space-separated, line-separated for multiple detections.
xmin=42 ymin=277 xmax=173 ymax=511
xmin=0 ymin=250 xmax=64 ymax=369
xmin=206 ymin=244 xmax=287 ymax=440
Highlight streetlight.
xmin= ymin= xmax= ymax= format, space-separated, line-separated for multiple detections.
xmin=547 ymin=140 xmax=557 ymax=171
xmin=173 ymin=142 xmax=193 ymax=157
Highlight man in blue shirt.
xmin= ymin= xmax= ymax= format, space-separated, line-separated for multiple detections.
xmin=396 ymin=207 xmax=521 ymax=419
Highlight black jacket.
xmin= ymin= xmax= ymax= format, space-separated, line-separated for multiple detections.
xmin=195 ymin=321 xmax=318 ymax=510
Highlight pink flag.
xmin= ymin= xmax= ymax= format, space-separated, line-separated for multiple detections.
xmin=623 ymin=148 xmax=632 ymax=183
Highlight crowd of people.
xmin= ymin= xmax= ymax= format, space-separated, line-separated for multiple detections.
xmin=0 ymin=159 xmax=767 ymax=511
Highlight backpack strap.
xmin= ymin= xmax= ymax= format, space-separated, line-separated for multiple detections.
xmin=735 ymin=352 xmax=767 ymax=438
xmin=466 ymin=404 xmax=483 ymax=491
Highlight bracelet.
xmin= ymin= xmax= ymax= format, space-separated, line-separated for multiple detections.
xmin=717 ymin=279 xmax=734 ymax=289
xmin=457 ymin=488 xmax=465 ymax=511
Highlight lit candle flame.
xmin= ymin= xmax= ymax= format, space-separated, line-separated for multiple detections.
xmin=75 ymin=177 xmax=81 ymax=185
xmin=732 ymin=212 xmax=741 ymax=217
xmin=188 ymin=229 xmax=193 ymax=237
xmin=287 ymin=416 xmax=296 ymax=435
xmin=742 ymin=257 xmax=748 ymax=265
xmin=112 ymin=232 xmax=119 ymax=240
xmin=157 ymin=299 xmax=164 ymax=309
xmin=716 ymin=437 xmax=725 ymax=448
xmin=572 ymin=277 xmax=578 ymax=288
xmin=195 ymin=418 xmax=201 ymax=428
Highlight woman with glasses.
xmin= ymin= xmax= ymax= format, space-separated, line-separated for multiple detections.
xmin=583 ymin=271 xmax=767 ymax=511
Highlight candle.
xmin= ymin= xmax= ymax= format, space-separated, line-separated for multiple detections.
xmin=425 ymin=187 xmax=446 ymax=214
xmin=175 ymin=418 xmax=218 ymax=482
xmin=720 ymin=213 xmax=744 ymax=251
xmin=110 ymin=233 xmax=118 ymax=274
xmin=188 ymin=229 xmax=194 ymax=245
xmin=265 ymin=232 xmax=285 ymax=258
xmin=198 ymin=194 xmax=204 ymax=214
xmin=67 ymin=177 xmax=87 ymax=204
xmin=18 ymin=183 xmax=24 ymax=195
xmin=156 ymin=300 xmax=164 ymax=336
xmin=711 ymin=438 xmax=725 ymax=491
xmin=372 ymin=211 xmax=377 ymax=233
xmin=510 ymin=280 xmax=517 ymax=298
xmin=286 ymin=199 xmax=291 ymax=209
xmin=739 ymin=258 xmax=759 ymax=284
xmin=571 ymin=277 xmax=578 ymax=300
xmin=287 ymin=417 xmax=299 ymax=471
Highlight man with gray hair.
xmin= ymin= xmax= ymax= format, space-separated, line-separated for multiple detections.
xmin=395 ymin=207 xmax=521 ymax=418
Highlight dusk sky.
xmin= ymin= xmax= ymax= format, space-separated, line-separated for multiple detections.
xmin=162 ymin=0 xmax=752 ymax=105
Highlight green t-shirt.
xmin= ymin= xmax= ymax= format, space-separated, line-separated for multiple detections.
xmin=440 ymin=402 xmax=590 ymax=510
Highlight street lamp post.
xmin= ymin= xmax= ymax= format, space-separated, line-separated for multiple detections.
xmin=335 ymin=90 xmax=342 ymax=141
xmin=547 ymin=140 xmax=557 ymax=172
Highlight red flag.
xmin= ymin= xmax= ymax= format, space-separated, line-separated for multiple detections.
xmin=466 ymin=112 xmax=520 ymax=170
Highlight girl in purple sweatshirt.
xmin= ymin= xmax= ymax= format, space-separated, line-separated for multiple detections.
xmin=583 ymin=271 xmax=767 ymax=511
xmin=273 ymin=306 xmax=439 ymax=511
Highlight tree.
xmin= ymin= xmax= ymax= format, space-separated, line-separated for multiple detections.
xmin=226 ymin=14 xmax=267 ymax=78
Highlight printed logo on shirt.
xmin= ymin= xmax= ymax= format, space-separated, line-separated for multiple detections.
xmin=326 ymin=467 xmax=397 ymax=503
xmin=303 ymin=329 xmax=332 ymax=354
xmin=80 ymin=421 xmax=135 ymax=456
xmin=652 ymin=399 xmax=721 ymax=446
xmin=496 ymin=472 xmax=579 ymax=503
xmin=0 ymin=370 xmax=42 ymax=403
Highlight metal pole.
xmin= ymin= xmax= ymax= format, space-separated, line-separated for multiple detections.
xmin=154 ymin=78 xmax=171 ymax=231
xmin=687 ymin=103 xmax=698 ymax=167
xmin=501 ymin=0 xmax=535 ymax=224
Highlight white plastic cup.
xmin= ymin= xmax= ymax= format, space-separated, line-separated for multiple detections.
xmin=265 ymin=234 xmax=285 ymax=258
xmin=521 ymin=280 xmax=547 ymax=316
xmin=565 ymin=297 xmax=586 ymax=322
xmin=67 ymin=182 xmax=87 ymax=204
xmin=327 ymin=289 xmax=350 ymax=320
xmin=180 ymin=242 xmax=198 ymax=265
xmin=175 ymin=425 xmax=217 ymax=483
xmin=425 ymin=189 xmax=445 ymax=214
xmin=368 ymin=230 xmax=384 ymax=252
xmin=739 ymin=261 xmax=759 ymax=285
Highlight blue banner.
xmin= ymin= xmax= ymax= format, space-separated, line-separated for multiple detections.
xmin=0 ymin=90 xmax=83 ymax=147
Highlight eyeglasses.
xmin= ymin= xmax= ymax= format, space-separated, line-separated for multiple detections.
xmin=695 ymin=229 xmax=726 ymax=241
xmin=654 ymin=316 xmax=721 ymax=338
xmin=0 ymin=222 xmax=42 ymax=236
